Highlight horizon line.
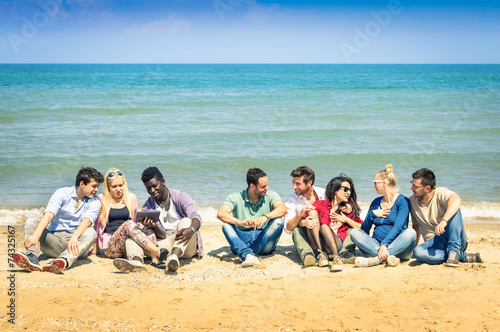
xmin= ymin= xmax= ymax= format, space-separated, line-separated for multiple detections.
xmin=1 ymin=63 xmax=499 ymax=65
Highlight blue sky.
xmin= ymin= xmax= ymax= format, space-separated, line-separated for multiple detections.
xmin=0 ymin=0 xmax=499 ymax=63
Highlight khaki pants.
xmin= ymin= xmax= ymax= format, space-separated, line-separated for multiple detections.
xmin=291 ymin=226 xmax=315 ymax=263
xmin=125 ymin=218 xmax=197 ymax=260
xmin=292 ymin=226 xmax=357 ymax=262
xmin=25 ymin=216 xmax=97 ymax=268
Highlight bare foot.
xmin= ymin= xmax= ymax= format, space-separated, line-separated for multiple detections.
xmin=150 ymin=247 xmax=161 ymax=265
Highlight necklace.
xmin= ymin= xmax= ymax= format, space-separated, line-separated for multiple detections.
xmin=74 ymin=198 xmax=82 ymax=211
xmin=110 ymin=195 xmax=124 ymax=208
xmin=156 ymin=190 xmax=171 ymax=210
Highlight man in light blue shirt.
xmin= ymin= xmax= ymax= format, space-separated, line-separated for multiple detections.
xmin=14 ymin=167 xmax=103 ymax=273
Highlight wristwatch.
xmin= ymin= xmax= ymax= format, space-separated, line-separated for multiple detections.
xmin=190 ymin=226 xmax=196 ymax=233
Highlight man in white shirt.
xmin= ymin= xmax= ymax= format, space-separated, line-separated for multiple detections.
xmin=285 ymin=166 xmax=356 ymax=266
xmin=284 ymin=166 xmax=326 ymax=266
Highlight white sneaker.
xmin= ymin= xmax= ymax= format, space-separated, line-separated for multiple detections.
xmin=166 ymin=254 xmax=180 ymax=272
xmin=241 ymin=254 xmax=261 ymax=267
xmin=113 ymin=258 xmax=147 ymax=273
xmin=355 ymin=256 xmax=381 ymax=268
xmin=386 ymin=255 xmax=400 ymax=267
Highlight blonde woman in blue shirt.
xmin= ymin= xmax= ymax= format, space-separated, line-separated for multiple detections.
xmin=350 ymin=164 xmax=417 ymax=267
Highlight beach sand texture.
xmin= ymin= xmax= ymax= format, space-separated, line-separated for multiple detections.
xmin=1 ymin=223 xmax=499 ymax=331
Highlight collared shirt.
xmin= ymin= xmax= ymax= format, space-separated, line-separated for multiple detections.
xmin=409 ymin=187 xmax=455 ymax=242
xmin=313 ymin=200 xmax=363 ymax=242
xmin=45 ymin=185 xmax=101 ymax=233
xmin=142 ymin=187 xmax=204 ymax=255
xmin=284 ymin=186 xmax=326 ymax=234
xmin=223 ymin=189 xmax=282 ymax=231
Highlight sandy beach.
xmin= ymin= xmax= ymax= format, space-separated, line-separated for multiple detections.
xmin=1 ymin=222 xmax=499 ymax=331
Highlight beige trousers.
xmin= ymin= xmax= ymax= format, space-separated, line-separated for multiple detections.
xmin=125 ymin=217 xmax=197 ymax=260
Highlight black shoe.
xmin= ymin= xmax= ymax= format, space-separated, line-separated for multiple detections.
xmin=445 ymin=251 xmax=459 ymax=267
xmin=159 ymin=248 xmax=169 ymax=262
xmin=150 ymin=262 xmax=166 ymax=269
xmin=13 ymin=252 xmax=42 ymax=272
xmin=339 ymin=250 xmax=357 ymax=264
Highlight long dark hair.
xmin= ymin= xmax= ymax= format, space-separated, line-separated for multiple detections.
xmin=325 ymin=174 xmax=361 ymax=219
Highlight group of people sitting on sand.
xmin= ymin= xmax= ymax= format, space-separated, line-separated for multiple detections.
xmin=13 ymin=164 xmax=483 ymax=274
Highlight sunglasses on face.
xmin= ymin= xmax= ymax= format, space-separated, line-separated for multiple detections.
xmin=410 ymin=181 xmax=423 ymax=189
xmin=107 ymin=171 xmax=123 ymax=178
xmin=340 ymin=186 xmax=351 ymax=193
xmin=373 ymin=180 xmax=387 ymax=185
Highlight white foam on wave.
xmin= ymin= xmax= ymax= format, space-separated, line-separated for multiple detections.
xmin=460 ymin=202 xmax=500 ymax=219
xmin=197 ymin=206 xmax=220 ymax=224
xmin=1 ymin=202 xmax=499 ymax=226
xmin=0 ymin=207 xmax=44 ymax=226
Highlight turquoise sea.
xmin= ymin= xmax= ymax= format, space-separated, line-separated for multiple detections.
xmin=1 ymin=64 xmax=499 ymax=224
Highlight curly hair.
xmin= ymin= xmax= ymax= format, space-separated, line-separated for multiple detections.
xmin=141 ymin=166 xmax=164 ymax=183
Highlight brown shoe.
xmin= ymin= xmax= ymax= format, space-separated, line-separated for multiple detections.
xmin=386 ymin=255 xmax=400 ymax=267
xmin=445 ymin=251 xmax=459 ymax=267
xmin=303 ymin=252 xmax=316 ymax=267
xmin=330 ymin=256 xmax=343 ymax=272
xmin=317 ymin=251 xmax=329 ymax=267
xmin=466 ymin=252 xmax=484 ymax=263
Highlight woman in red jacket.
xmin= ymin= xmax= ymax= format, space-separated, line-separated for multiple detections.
xmin=307 ymin=175 xmax=362 ymax=272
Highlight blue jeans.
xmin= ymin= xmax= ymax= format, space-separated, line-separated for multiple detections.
xmin=413 ymin=210 xmax=468 ymax=264
xmin=350 ymin=227 xmax=416 ymax=260
xmin=222 ymin=218 xmax=284 ymax=260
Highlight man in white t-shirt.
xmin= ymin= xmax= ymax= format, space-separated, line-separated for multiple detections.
xmin=410 ymin=168 xmax=483 ymax=267
xmin=284 ymin=166 xmax=325 ymax=266
xmin=285 ymin=166 xmax=355 ymax=266
xmin=121 ymin=167 xmax=203 ymax=273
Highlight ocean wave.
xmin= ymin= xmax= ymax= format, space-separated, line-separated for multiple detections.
xmin=0 ymin=207 xmax=44 ymax=226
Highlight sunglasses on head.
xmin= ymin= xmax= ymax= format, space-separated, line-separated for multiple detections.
xmin=107 ymin=171 xmax=123 ymax=178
